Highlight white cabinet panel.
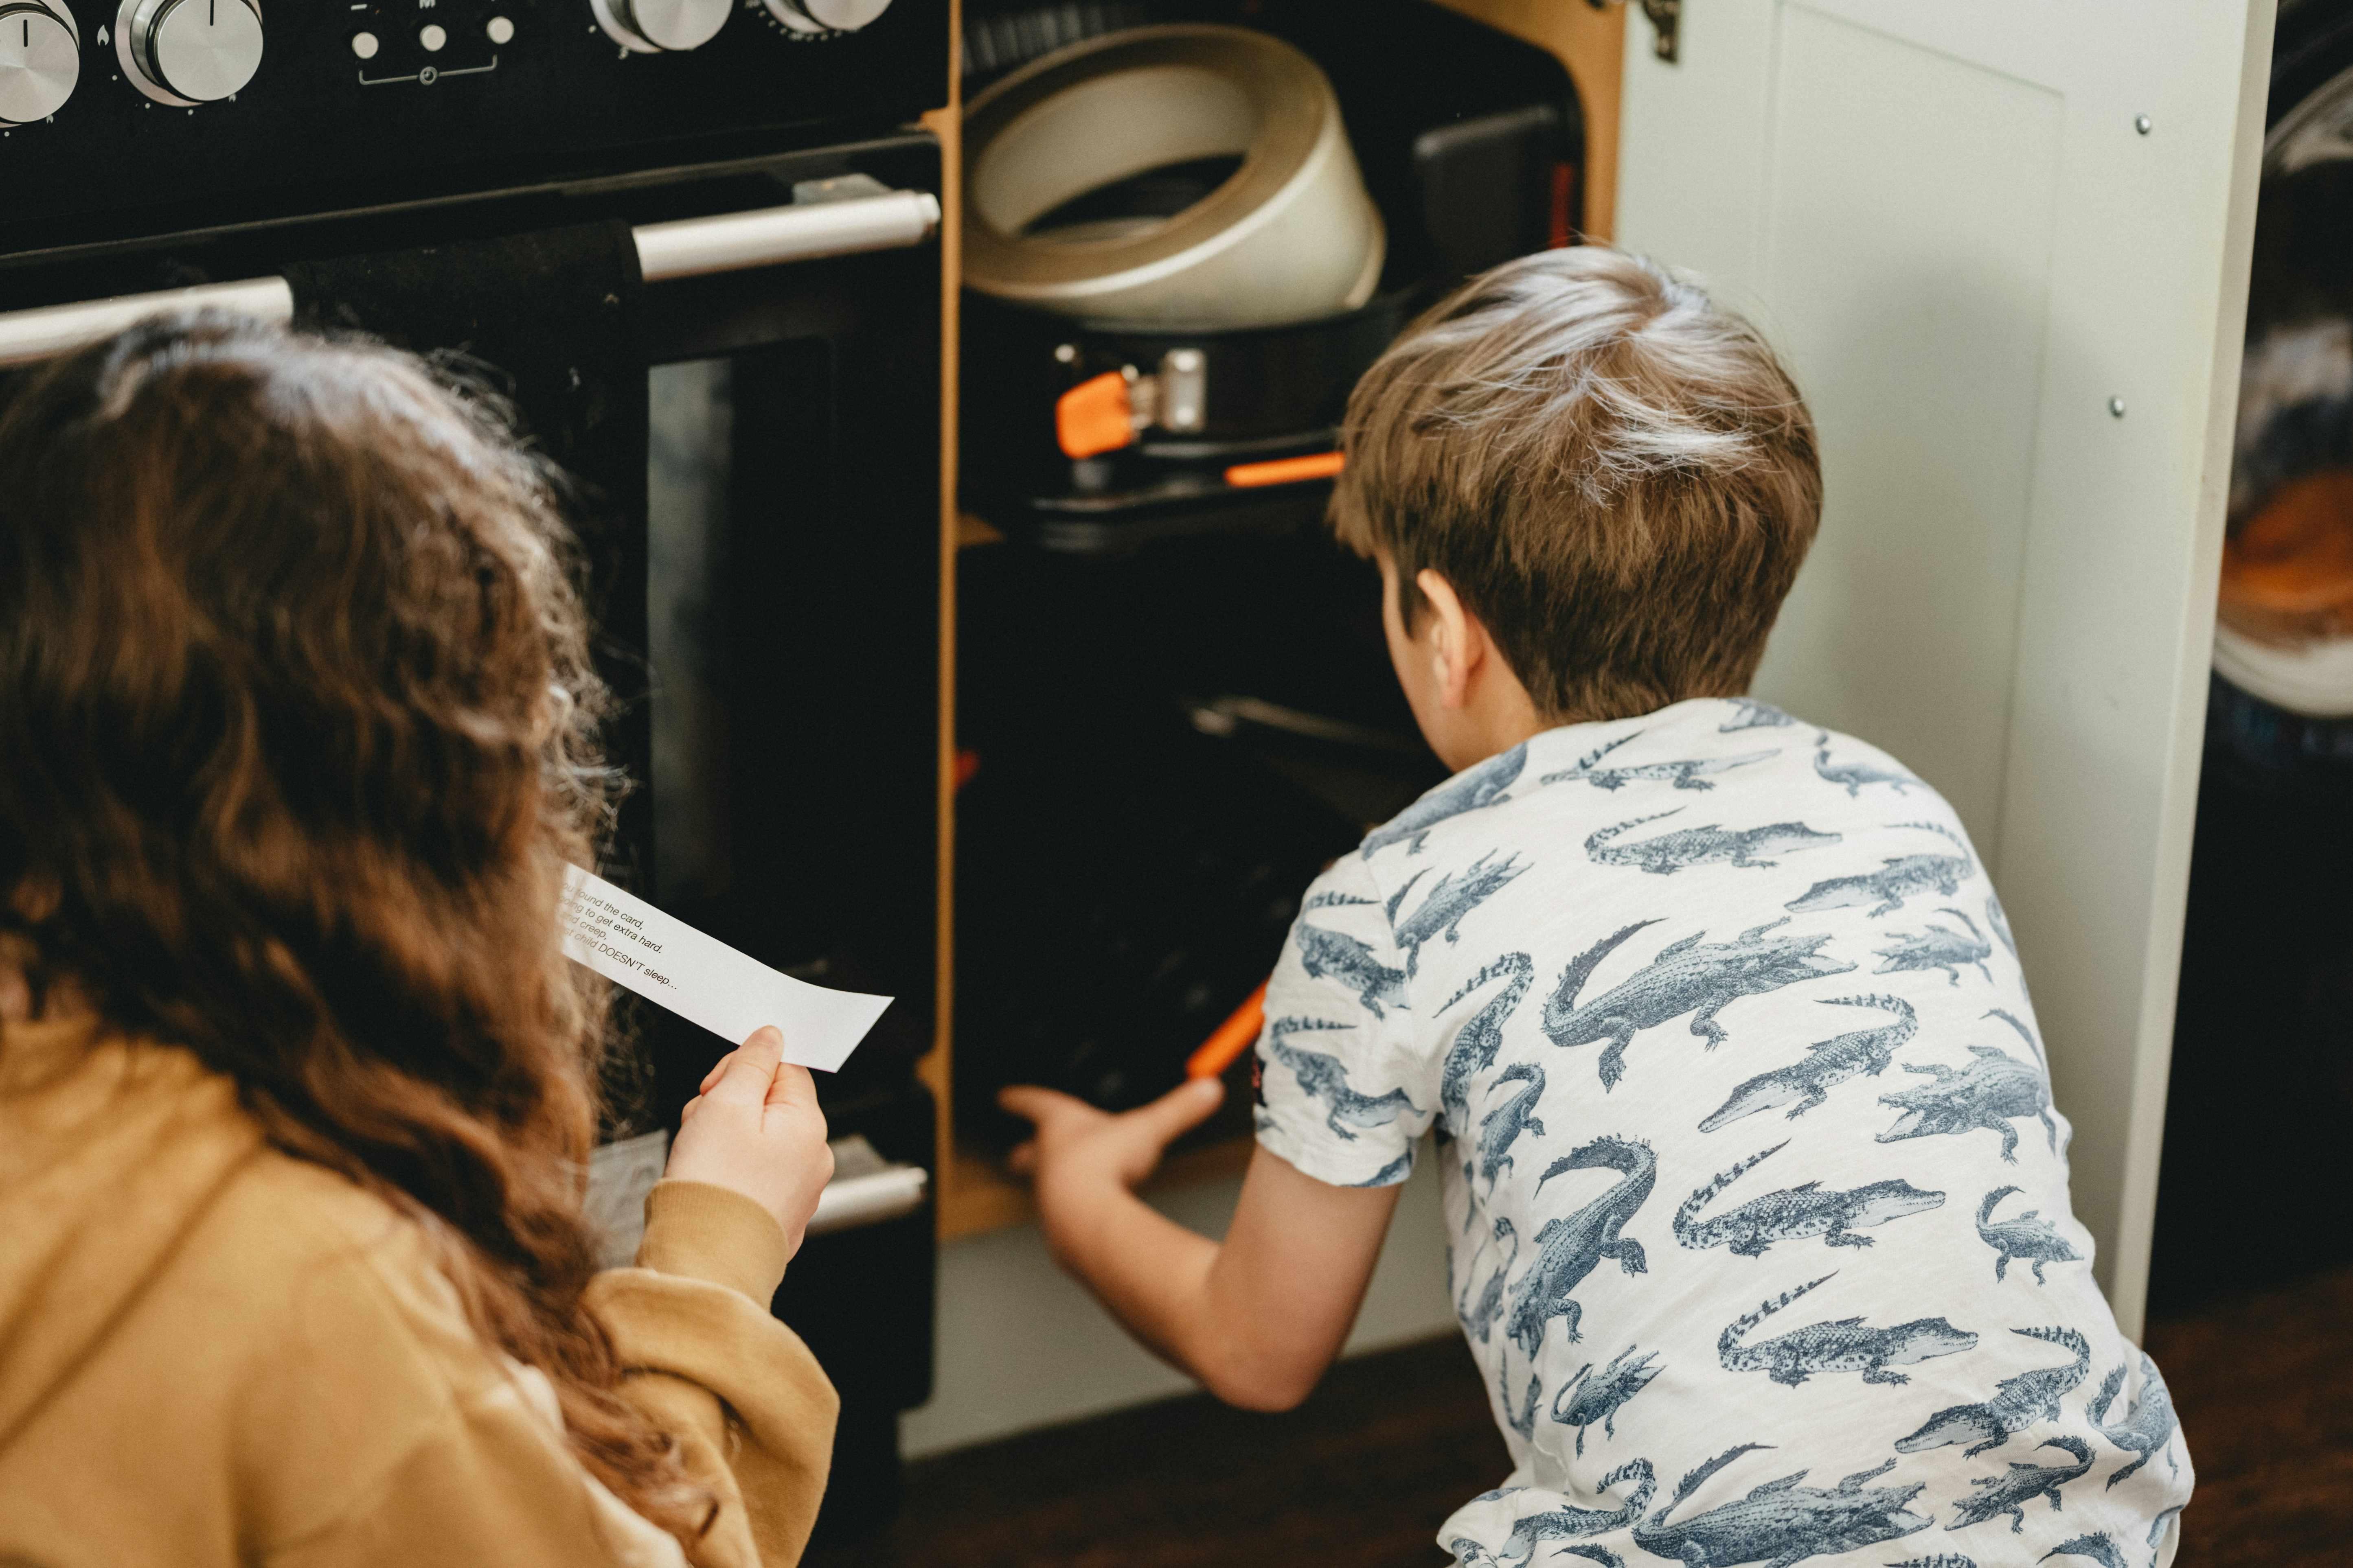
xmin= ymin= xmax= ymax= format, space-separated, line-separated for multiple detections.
xmin=1757 ymin=8 xmax=2064 ymax=835
xmin=1615 ymin=0 xmax=2275 ymax=1336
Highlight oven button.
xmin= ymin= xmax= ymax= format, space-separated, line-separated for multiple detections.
xmin=761 ymin=0 xmax=890 ymax=34
xmin=0 ymin=0 xmax=79 ymax=123
xmin=590 ymin=0 xmax=727 ymax=53
xmin=116 ymin=0 xmax=262 ymax=105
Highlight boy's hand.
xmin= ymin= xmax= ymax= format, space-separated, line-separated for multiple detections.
xmin=666 ymin=1025 xmax=834 ymax=1258
xmin=999 ymin=1078 xmax=1225 ymax=1220
xmin=999 ymin=1077 xmax=1401 ymax=1412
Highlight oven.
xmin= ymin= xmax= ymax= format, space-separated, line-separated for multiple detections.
xmin=0 ymin=0 xmax=950 ymax=1533
xmin=2150 ymin=0 xmax=2353 ymax=1317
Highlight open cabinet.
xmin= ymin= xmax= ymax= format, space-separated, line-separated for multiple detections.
xmin=921 ymin=0 xmax=2276 ymax=1358
xmin=928 ymin=0 xmax=1623 ymax=1241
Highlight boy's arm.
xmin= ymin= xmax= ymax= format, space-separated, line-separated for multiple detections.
xmin=1000 ymin=1079 xmax=1401 ymax=1411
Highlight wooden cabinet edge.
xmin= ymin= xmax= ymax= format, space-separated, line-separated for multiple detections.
xmin=1430 ymin=0 xmax=1625 ymax=243
xmin=921 ymin=0 xmax=963 ymax=1241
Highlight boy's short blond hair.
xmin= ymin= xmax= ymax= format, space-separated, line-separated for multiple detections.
xmin=1331 ymin=246 xmax=1821 ymax=723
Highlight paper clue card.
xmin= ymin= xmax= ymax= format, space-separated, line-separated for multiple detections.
xmin=559 ymin=865 xmax=892 ymax=1073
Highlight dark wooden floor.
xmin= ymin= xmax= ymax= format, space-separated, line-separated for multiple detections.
xmin=2142 ymin=1265 xmax=2353 ymax=1567
xmin=810 ymin=1336 xmax=1509 ymax=1568
xmin=811 ymin=1266 xmax=2353 ymax=1568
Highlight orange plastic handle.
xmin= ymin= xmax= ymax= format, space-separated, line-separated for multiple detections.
xmin=1055 ymin=371 xmax=1137 ymax=460
xmin=1224 ymin=450 xmax=1344 ymax=488
xmin=1186 ymin=980 xmax=1269 ymax=1080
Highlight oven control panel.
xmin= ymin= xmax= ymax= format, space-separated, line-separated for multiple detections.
xmin=0 ymin=0 xmax=946 ymax=254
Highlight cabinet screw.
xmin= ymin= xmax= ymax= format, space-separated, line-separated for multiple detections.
xmin=2134 ymin=114 xmax=2153 ymax=135
xmin=2108 ymin=396 xmax=2127 ymax=418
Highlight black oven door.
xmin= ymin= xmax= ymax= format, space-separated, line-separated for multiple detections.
xmin=635 ymin=169 xmax=942 ymax=1121
xmin=633 ymin=155 xmax=943 ymax=1531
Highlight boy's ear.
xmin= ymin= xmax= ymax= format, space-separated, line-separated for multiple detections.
xmin=1416 ymin=569 xmax=1481 ymax=710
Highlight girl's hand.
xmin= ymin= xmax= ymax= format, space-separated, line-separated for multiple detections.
xmin=666 ymin=1026 xmax=833 ymax=1257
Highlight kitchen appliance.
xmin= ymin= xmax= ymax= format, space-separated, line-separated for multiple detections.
xmin=950 ymin=0 xmax=1580 ymax=1146
xmin=2151 ymin=0 xmax=2353 ymax=1313
xmin=0 ymin=2 xmax=949 ymax=1533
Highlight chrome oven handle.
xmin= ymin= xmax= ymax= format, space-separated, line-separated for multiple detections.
xmin=0 ymin=185 xmax=943 ymax=369
xmin=0 ymin=276 xmax=294 ymax=370
xmin=635 ymin=185 xmax=939 ymax=283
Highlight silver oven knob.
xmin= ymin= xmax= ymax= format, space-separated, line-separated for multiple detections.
xmin=591 ymin=0 xmax=728 ymax=53
xmin=761 ymin=0 xmax=890 ymax=34
xmin=116 ymin=0 xmax=261 ymax=105
xmin=0 ymin=0 xmax=79 ymax=123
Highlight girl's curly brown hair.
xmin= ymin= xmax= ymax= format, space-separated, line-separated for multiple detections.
xmin=0 ymin=312 xmax=712 ymax=1542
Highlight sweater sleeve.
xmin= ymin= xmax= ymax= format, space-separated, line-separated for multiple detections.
xmin=583 ymin=1180 xmax=842 ymax=1568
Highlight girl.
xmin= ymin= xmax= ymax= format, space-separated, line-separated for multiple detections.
xmin=0 ymin=314 xmax=840 ymax=1566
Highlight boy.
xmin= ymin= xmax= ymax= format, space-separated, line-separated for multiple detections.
xmin=1000 ymin=248 xmax=2191 ymax=1567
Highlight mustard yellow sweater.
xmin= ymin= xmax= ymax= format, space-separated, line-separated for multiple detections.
xmin=0 ymin=1015 xmax=839 ymax=1567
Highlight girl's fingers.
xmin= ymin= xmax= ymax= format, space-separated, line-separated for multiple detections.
xmin=706 ymin=1027 xmax=784 ymax=1108
xmin=766 ymin=1061 xmax=818 ymax=1110
xmin=699 ymin=1026 xmax=787 ymax=1098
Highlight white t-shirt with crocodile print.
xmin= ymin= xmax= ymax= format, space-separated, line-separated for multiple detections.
xmin=1252 ymin=698 xmax=2192 ymax=1568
